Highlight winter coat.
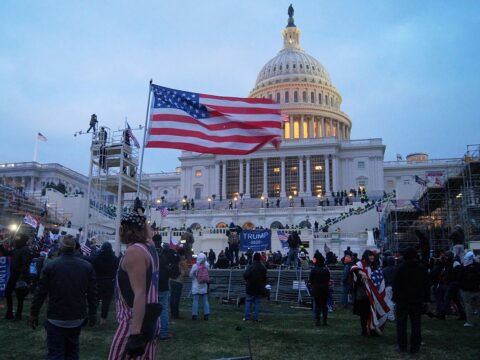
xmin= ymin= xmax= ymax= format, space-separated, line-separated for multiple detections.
xmin=190 ymin=262 xmax=209 ymax=295
xmin=244 ymin=261 xmax=267 ymax=296
xmin=392 ymin=259 xmax=430 ymax=304
xmin=309 ymin=265 xmax=330 ymax=297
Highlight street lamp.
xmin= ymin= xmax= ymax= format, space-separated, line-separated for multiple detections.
xmin=234 ymin=196 xmax=238 ymax=209
xmin=208 ymin=197 xmax=211 ymax=209
xmin=288 ymin=194 xmax=293 ymax=207
xmin=317 ymin=193 xmax=321 ymax=206
xmin=260 ymin=195 xmax=264 ymax=208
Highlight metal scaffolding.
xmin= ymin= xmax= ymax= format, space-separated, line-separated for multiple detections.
xmin=84 ymin=127 xmax=150 ymax=252
xmin=384 ymin=145 xmax=480 ymax=253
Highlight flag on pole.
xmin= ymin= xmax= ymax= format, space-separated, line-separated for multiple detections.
xmin=159 ymin=207 xmax=169 ymax=218
xmin=37 ymin=132 xmax=47 ymax=142
xmin=126 ymin=122 xmax=140 ymax=148
xmin=414 ymin=175 xmax=427 ymax=186
xmin=81 ymin=239 xmax=92 ymax=256
xmin=145 ymin=84 xmax=283 ymax=155
xmin=23 ymin=214 xmax=39 ymax=228
xmin=277 ymin=231 xmax=289 ymax=250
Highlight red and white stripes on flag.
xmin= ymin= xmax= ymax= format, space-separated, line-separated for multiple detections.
xmin=351 ymin=261 xmax=390 ymax=334
xmin=145 ymin=84 xmax=283 ymax=155
xmin=37 ymin=132 xmax=47 ymax=142
xmin=23 ymin=214 xmax=39 ymax=228
xmin=159 ymin=207 xmax=169 ymax=218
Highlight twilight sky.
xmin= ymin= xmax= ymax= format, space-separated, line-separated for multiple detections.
xmin=1 ymin=0 xmax=479 ymax=175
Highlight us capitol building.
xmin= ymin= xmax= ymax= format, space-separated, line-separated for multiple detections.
xmin=0 ymin=8 xmax=465 ymax=254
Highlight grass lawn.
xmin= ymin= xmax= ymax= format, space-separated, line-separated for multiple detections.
xmin=1 ymin=298 xmax=479 ymax=360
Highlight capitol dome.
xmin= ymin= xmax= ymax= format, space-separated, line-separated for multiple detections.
xmin=254 ymin=35 xmax=332 ymax=89
xmin=249 ymin=6 xmax=352 ymax=142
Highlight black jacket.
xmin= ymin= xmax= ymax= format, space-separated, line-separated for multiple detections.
xmin=6 ymin=245 xmax=31 ymax=281
xmin=244 ymin=261 xmax=267 ymax=296
xmin=31 ymin=253 xmax=97 ymax=320
xmin=392 ymin=259 xmax=430 ymax=304
xmin=92 ymin=251 xmax=119 ymax=281
xmin=309 ymin=265 xmax=330 ymax=297
xmin=460 ymin=263 xmax=480 ymax=292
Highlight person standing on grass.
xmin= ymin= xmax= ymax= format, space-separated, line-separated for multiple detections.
xmin=309 ymin=252 xmax=330 ymax=326
xmin=170 ymin=247 xmax=189 ymax=320
xmin=190 ymin=252 xmax=210 ymax=320
xmin=108 ymin=211 xmax=160 ymax=359
xmin=29 ymin=235 xmax=97 ymax=360
xmin=92 ymin=241 xmax=119 ymax=325
xmin=460 ymin=251 xmax=480 ymax=327
xmin=2 ymin=234 xmax=31 ymax=321
xmin=392 ymin=247 xmax=430 ymax=354
xmin=351 ymin=250 xmax=389 ymax=337
xmin=243 ymin=252 xmax=267 ymax=322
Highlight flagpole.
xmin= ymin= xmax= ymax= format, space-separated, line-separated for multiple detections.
xmin=136 ymin=79 xmax=153 ymax=196
xmin=33 ymin=135 xmax=38 ymax=162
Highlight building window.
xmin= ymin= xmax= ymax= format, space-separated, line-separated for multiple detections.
xmin=319 ymin=94 xmax=322 ymax=104
xmin=285 ymin=91 xmax=289 ymax=103
xmin=311 ymin=92 xmax=315 ymax=103
xmin=404 ymin=179 xmax=410 ymax=185
xmin=300 ymin=64 xmax=303 ymax=69
xmin=293 ymin=121 xmax=300 ymax=139
xmin=286 ymin=64 xmax=289 ymax=69
xmin=303 ymin=120 xmax=308 ymax=138
xmin=387 ymin=180 xmax=394 ymax=188
xmin=325 ymin=95 xmax=329 ymax=105
xmin=195 ymin=170 xmax=202 ymax=177
xmin=294 ymin=91 xmax=298 ymax=102
xmin=293 ymin=64 xmax=296 ymax=69
xmin=268 ymin=94 xmax=272 ymax=100
xmin=163 ymin=190 xmax=168 ymax=195
xmin=284 ymin=121 xmax=291 ymax=139
xmin=358 ymin=161 xmax=365 ymax=169
xmin=276 ymin=92 xmax=280 ymax=103
xmin=302 ymin=91 xmax=307 ymax=102
xmin=267 ymin=158 xmax=281 ymax=197
xmin=279 ymin=65 xmax=282 ymax=70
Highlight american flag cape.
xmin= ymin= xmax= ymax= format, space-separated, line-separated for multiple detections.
xmin=351 ymin=261 xmax=390 ymax=334
xmin=145 ymin=84 xmax=283 ymax=155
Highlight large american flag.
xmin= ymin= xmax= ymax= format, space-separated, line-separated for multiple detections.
xmin=23 ymin=213 xmax=39 ymax=228
xmin=351 ymin=261 xmax=390 ymax=334
xmin=145 ymin=84 xmax=283 ymax=155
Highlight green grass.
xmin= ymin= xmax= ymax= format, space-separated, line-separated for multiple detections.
xmin=1 ymin=298 xmax=479 ymax=360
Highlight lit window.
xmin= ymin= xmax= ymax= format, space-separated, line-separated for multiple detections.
xmin=273 ymin=167 xmax=280 ymax=173
xmin=303 ymin=120 xmax=308 ymax=138
xmin=315 ymin=165 xmax=323 ymax=171
xmin=195 ymin=170 xmax=202 ymax=177
xmin=293 ymin=121 xmax=300 ymax=139
xmin=284 ymin=121 xmax=291 ymax=138
xmin=291 ymin=166 xmax=298 ymax=171
xmin=358 ymin=161 xmax=365 ymax=169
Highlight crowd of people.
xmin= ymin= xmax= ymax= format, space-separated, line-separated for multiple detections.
xmin=1 ymin=214 xmax=479 ymax=358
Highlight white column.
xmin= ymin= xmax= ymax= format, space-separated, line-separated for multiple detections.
xmin=239 ymin=159 xmax=244 ymax=196
xmin=300 ymin=115 xmax=305 ymax=139
xmin=332 ymin=155 xmax=338 ymax=193
xmin=245 ymin=159 xmax=251 ymax=198
xmin=289 ymin=115 xmax=294 ymax=139
xmin=221 ymin=161 xmax=227 ymax=200
xmin=308 ymin=116 xmax=314 ymax=139
xmin=299 ymin=156 xmax=304 ymax=195
xmin=214 ymin=161 xmax=220 ymax=197
xmin=280 ymin=157 xmax=286 ymax=198
xmin=262 ymin=158 xmax=268 ymax=197
xmin=306 ymin=156 xmax=312 ymax=195
xmin=325 ymin=155 xmax=331 ymax=194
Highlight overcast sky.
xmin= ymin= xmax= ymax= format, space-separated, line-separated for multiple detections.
xmin=1 ymin=0 xmax=479 ymax=175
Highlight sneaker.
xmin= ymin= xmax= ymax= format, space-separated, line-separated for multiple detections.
xmin=463 ymin=322 xmax=474 ymax=327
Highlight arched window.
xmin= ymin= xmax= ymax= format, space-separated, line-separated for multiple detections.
xmin=302 ymin=91 xmax=307 ymax=102
xmin=325 ymin=95 xmax=328 ymax=105
xmin=270 ymin=221 xmax=283 ymax=229
xmin=311 ymin=92 xmax=315 ymax=103
xmin=285 ymin=91 xmax=289 ymax=103
xmin=276 ymin=92 xmax=280 ymax=103
xmin=319 ymin=93 xmax=322 ymax=104
xmin=294 ymin=91 xmax=298 ymax=102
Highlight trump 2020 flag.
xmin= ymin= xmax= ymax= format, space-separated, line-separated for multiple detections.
xmin=145 ymin=84 xmax=283 ymax=155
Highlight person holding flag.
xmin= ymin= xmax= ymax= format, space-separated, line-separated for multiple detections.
xmin=351 ymin=250 xmax=390 ymax=337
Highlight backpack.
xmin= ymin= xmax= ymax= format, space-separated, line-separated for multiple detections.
xmin=196 ymin=263 xmax=210 ymax=284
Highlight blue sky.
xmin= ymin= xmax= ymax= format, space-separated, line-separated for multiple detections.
xmin=1 ymin=0 xmax=479 ymax=175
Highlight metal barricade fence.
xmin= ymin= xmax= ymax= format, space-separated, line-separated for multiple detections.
xmin=180 ymin=267 xmax=344 ymax=304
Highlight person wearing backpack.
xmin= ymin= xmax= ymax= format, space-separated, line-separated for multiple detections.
xmin=189 ymin=252 xmax=210 ymax=320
